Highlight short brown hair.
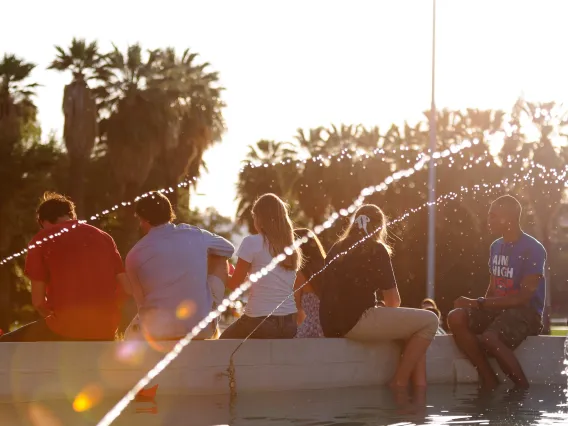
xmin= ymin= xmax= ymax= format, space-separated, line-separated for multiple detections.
xmin=135 ymin=191 xmax=176 ymax=226
xmin=37 ymin=192 xmax=77 ymax=224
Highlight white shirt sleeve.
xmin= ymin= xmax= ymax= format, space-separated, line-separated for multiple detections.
xmin=201 ymin=229 xmax=235 ymax=258
xmin=236 ymin=235 xmax=261 ymax=263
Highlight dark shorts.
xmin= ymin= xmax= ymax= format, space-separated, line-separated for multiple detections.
xmin=465 ymin=306 xmax=542 ymax=349
xmin=219 ymin=314 xmax=297 ymax=339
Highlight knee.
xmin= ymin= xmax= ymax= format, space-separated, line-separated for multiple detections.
xmin=447 ymin=308 xmax=468 ymax=332
xmin=418 ymin=309 xmax=439 ymax=340
xmin=479 ymin=330 xmax=500 ymax=350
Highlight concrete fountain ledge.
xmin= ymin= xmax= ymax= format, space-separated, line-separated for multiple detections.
xmin=0 ymin=335 xmax=564 ymax=402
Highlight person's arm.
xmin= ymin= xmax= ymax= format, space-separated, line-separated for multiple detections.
xmin=105 ymin=235 xmax=131 ymax=304
xmin=455 ymin=256 xmax=495 ymax=308
xmin=117 ymin=272 xmax=144 ymax=307
xmin=227 ymin=258 xmax=251 ymax=290
xmin=124 ymin=253 xmax=145 ymax=308
xmin=485 ymin=276 xmax=495 ymax=297
xmin=25 ymin=239 xmax=53 ymax=318
xmin=383 ymin=287 xmax=401 ymax=308
xmin=31 ymin=280 xmax=53 ymax=318
xmin=483 ymin=274 xmax=541 ymax=310
xmin=376 ymin=244 xmax=400 ymax=307
xmin=457 ymin=245 xmax=546 ymax=310
xmin=202 ymin=229 xmax=235 ymax=258
xmin=294 ymin=271 xmax=307 ymax=325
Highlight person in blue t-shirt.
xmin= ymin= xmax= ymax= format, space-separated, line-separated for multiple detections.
xmin=447 ymin=195 xmax=546 ymax=389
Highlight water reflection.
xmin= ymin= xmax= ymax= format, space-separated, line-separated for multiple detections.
xmin=0 ymin=384 xmax=566 ymax=425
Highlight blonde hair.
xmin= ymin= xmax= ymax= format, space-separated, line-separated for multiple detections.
xmin=339 ymin=204 xmax=392 ymax=256
xmin=252 ymin=194 xmax=301 ymax=271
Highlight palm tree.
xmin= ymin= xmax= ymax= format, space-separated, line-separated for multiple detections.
xmin=98 ymin=44 xmax=226 ymax=250
xmin=147 ymin=47 xmax=226 ymax=210
xmin=0 ymin=54 xmax=37 ymax=98
xmin=0 ymin=54 xmax=56 ymax=331
xmin=100 ymin=43 xmax=164 ymax=202
xmin=94 ymin=44 xmax=166 ymax=251
xmin=48 ymin=38 xmax=106 ymax=217
xmin=0 ymin=53 xmax=39 ymax=246
xmin=0 ymin=54 xmax=39 ymax=163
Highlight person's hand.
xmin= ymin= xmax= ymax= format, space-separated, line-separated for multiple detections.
xmin=37 ymin=302 xmax=54 ymax=319
xmin=454 ymin=296 xmax=476 ymax=309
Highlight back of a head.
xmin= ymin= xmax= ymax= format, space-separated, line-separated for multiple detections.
xmin=135 ymin=192 xmax=176 ymax=226
xmin=339 ymin=204 xmax=391 ymax=255
xmin=294 ymin=228 xmax=326 ymax=296
xmin=421 ymin=298 xmax=438 ymax=309
xmin=252 ymin=193 xmax=301 ymax=271
xmin=37 ymin=192 xmax=77 ymax=224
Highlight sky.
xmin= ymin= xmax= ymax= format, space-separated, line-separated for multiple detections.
xmin=2 ymin=0 xmax=568 ymax=218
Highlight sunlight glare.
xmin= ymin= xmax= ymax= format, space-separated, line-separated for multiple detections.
xmin=73 ymin=384 xmax=103 ymax=413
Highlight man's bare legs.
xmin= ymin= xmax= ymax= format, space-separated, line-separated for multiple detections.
xmin=479 ymin=330 xmax=529 ymax=388
xmin=447 ymin=308 xmax=499 ymax=389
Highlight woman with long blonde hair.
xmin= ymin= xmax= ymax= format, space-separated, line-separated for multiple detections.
xmin=220 ymin=193 xmax=301 ymax=339
xmin=319 ymin=204 xmax=438 ymax=388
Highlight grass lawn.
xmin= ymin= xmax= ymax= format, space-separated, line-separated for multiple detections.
xmin=551 ymin=326 xmax=568 ymax=336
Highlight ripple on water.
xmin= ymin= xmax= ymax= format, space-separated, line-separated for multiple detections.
xmin=1 ymin=384 xmax=567 ymax=425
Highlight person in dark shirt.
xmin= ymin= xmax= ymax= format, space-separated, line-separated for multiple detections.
xmin=319 ymin=204 xmax=439 ymax=388
xmin=447 ymin=195 xmax=546 ymax=389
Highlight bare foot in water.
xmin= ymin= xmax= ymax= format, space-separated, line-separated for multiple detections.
xmin=479 ymin=377 xmax=499 ymax=392
xmin=389 ymin=375 xmax=410 ymax=389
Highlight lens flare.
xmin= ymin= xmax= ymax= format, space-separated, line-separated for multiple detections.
xmin=73 ymin=384 xmax=103 ymax=413
xmin=115 ymin=340 xmax=146 ymax=366
xmin=176 ymin=300 xmax=196 ymax=320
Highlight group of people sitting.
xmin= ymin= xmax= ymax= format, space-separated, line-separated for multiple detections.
xmin=0 ymin=191 xmax=546 ymax=389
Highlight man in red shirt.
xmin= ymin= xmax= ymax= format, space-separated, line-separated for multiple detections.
xmin=0 ymin=192 xmax=130 ymax=341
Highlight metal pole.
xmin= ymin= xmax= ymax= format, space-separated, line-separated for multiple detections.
xmin=427 ymin=0 xmax=437 ymax=299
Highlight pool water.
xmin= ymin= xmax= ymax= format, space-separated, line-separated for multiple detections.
xmin=1 ymin=384 xmax=567 ymax=425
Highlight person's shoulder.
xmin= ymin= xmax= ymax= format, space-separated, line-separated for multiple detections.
xmin=174 ymin=223 xmax=199 ymax=232
xmin=238 ymin=234 xmax=265 ymax=255
xmin=521 ymin=233 xmax=546 ymax=253
xmin=243 ymin=234 xmax=263 ymax=242
xmin=79 ymin=223 xmax=120 ymax=245
xmin=241 ymin=234 xmax=263 ymax=246
xmin=29 ymin=228 xmax=49 ymax=244
xmin=81 ymin=222 xmax=110 ymax=237
xmin=374 ymin=241 xmax=390 ymax=254
xmin=174 ymin=223 xmax=213 ymax=240
xmin=365 ymin=240 xmax=390 ymax=258
xmin=490 ymin=238 xmax=503 ymax=250
xmin=327 ymin=239 xmax=356 ymax=259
